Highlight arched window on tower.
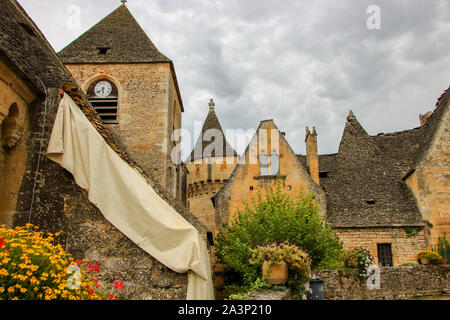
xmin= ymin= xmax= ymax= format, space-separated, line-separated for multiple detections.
xmin=86 ymin=79 xmax=118 ymax=124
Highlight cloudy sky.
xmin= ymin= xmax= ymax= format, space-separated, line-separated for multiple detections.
xmin=18 ymin=0 xmax=450 ymax=157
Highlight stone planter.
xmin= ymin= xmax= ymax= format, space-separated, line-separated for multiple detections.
xmin=420 ymin=257 xmax=429 ymax=265
xmin=262 ymin=261 xmax=288 ymax=285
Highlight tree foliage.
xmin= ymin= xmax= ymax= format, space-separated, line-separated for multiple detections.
xmin=215 ymin=183 xmax=344 ymax=287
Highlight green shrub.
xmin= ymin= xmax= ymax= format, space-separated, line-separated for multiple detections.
xmin=215 ymin=183 xmax=343 ymax=295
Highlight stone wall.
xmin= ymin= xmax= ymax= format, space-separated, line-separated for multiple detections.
xmin=13 ymin=87 xmax=195 ymax=299
xmin=336 ymin=227 xmax=427 ymax=266
xmin=0 ymin=58 xmax=36 ymax=227
xmin=186 ymin=156 xmax=237 ymax=233
xmin=315 ymin=266 xmax=450 ymax=300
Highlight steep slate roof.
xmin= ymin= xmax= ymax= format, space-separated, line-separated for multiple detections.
xmin=187 ymin=100 xmax=238 ymax=162
xmin=0 ymin=0 xmax=73 ymax=94
xmin=0 ymin=0 xmax=205 ymax=233
xmin=300 ymin=111 xmax=434 ymax=228
xmin=58 ymin=4 xmax=170 ymax=64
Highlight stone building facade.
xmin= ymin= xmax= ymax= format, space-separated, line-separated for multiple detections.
xmin=213 ymin=120 xmax=327 ymax=228
xmin=58 ymin=4 xmax=186 ymax=201
xmin=0 ymin=0 xmax=207 ymax=299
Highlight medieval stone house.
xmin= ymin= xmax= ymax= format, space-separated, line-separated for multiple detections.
xmin=212 ymin=93 xmax=449 ymax=266
xmin=0 ymin=0 xmax=211 ymax=299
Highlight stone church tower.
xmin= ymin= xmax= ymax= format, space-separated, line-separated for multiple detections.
xmin=58 ymin=3 xmax=185 ymax=201
xmin=186 ymin=99 xmax=238 ymax=234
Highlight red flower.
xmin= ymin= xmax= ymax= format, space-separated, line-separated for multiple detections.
xmin=93 ymin=278 xmax=99 ymax=289
xmin=76 ymin=259 xmax=83 ymax=265
xmin=113 ymin=280 xmax=124 ymax=292
xmin=428 ymin=264 xmax=433 ymax=267
xmin=0 ymin=237 xmax=5 ymax=249
xmin=88 ymin=263 xmax=100 ymax=273
xmin=108 ymin=294 xmax=118 ymax=300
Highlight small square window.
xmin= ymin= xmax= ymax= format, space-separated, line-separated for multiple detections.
xmin=98 ymin=47 xmax=110 ymax=54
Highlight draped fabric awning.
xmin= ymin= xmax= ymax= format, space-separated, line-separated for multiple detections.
xmin=47 ymin=93 xmax=214 ymax=300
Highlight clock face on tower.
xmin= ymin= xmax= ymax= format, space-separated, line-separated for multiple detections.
xmin=94 ymin=80 xmax=112 ymax=97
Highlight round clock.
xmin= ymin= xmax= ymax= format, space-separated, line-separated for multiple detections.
xmin=94 ymin=80 xmax=112 ymax=97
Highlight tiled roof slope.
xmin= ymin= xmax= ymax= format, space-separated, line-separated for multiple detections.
xmin=325 ymin=113 xmax=424 ymax=227
xmin=0 ymin=0 xmax=73 ymax=94
xmin=187 ymin=104 xmax=238 ymax=162
xmin=297 ymin=105 xmax=450 ymax=227
xmin=321 ymin=87 xmax=449 ymax=228
xmin=58 ymin=4 xmax=170 ymax=64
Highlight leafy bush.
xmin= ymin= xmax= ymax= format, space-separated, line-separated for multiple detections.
xmin=215 ymin=183 xmax=343 ymax=295
xmin=0 ymin=224 xmax=123 ymax=300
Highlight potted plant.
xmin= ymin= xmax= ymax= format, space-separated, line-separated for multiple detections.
xmin=249 ymin=241 xmax=311 ymax=285
xmin=416 ymin=250 xmax=443 ymax=266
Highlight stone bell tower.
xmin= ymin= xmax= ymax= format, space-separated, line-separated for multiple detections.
xmin=58 ymin=3 xmax=185 ymax=200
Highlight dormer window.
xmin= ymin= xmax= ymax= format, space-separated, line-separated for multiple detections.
xmin=97 ymin=47 xmax=110 ymax=55
xmin=87 ymin=79 xmax=118 ymax=124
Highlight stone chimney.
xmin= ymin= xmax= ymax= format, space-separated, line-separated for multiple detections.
xmin=305 ymin=126 xmax=319 ymax=185
xmin=419 ymin=111 xmax=432 ymax=126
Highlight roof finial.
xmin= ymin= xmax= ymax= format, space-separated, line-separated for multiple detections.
xmin=209 ymin=98 xmax=215 ymax=111
xmin=347 ymin=109 xmax=356 ymax=122
xmin=121 ymin=0 xmax=127 ymax=5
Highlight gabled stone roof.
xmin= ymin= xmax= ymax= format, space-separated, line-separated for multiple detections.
xmin=58 ymin=4 xmax=170 ymax=64
xmin=297 ymin=88 xmax=449 ymax=228
xmin=187 ymin=99 xmax=238 ymax=162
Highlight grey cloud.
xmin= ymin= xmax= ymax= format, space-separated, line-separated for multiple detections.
xmin=17 ymin=0 xmax=450 ymax=158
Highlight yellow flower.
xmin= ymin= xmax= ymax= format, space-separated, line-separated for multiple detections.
xmin=7 ymin=287 xmax=15 ymax=293
xmin=20 ymin=288 xmax=27 ymax=293
xmin=0 ymin=287 xmax=4 ymax=293
xmin=0 ymin=269 xmax=8 ymax=276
